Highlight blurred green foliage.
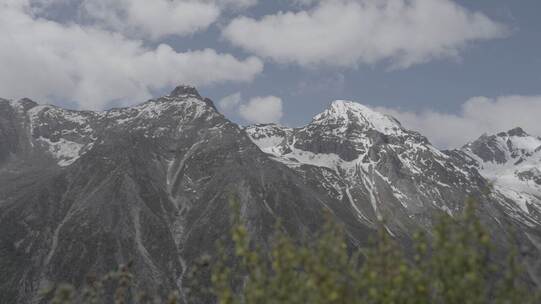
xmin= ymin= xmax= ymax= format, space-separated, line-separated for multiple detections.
xmin=43 ymin=199 xmax=539 ymax=303
xmin=211 ymin=198 xmax=539 ymax=304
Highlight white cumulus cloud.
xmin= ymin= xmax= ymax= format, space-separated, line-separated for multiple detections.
xmin=223 ymin=0 xmax=509 ymax=69
xmin=81 ymin=0 xmax=221 ymax=40
xmin=0 ymin=1 xmax=263 ymax=110
xmin=80 ymin=0 xmax=259 ymax=40
xmin=239 ymin=96 xmax=284 ymax=124
xmin=377 ymin=95 xmax=541 ymax=149
xmin=218 ymin=93 xmax=283 ymax=124
xmin=218 ymin=92 xmax=242 ymax=114
xmin=215 ymin=0 xmax=258 ymax=9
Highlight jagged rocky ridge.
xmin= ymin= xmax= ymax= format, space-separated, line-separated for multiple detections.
xmin=457 ymin=128 xmax=541 ymax=223
xmin=246 ymin=101 xmax=541 ymax=227
xmin=0 ymin=89 xmax=540 ymax=303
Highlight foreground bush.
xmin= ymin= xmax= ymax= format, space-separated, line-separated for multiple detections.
xmin=45 ymin=199 xmax=539 ymax=303
xmin=212 ymin=199 xmax=538 ymax=304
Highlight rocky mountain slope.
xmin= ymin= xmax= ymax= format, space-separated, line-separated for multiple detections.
xmin=246 ymin=100 xmax=541 ymax=284
xmin=1 ymin=89 xmax=540 ymax=302
xmin=246 ymin=101 xmax=538 ymax=229
xmin=456 ymin=128 xmax=541 ymax=224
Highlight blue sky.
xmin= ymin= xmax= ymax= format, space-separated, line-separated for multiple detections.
xmin=1 ymin=0 xmax=540 ymax=147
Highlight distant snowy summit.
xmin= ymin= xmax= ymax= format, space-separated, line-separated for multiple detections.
xmin=313 ymin=100 xmax=404 ymax=136
xmin=460 ymin=127 xmax=541 ymax=216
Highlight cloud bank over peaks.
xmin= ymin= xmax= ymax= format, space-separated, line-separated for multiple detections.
xmin=239 ymin=96 xmax=283 ymax=124
xmin=0 ymin=0 xmax=263 ymax=110
xmin=223 ymin=0 xmax=509 ymax=69
xmin=377 ymin=95 xmax=541 ymax=149
xmin=81 ymin=0 xmax=220 ymax=40
xmin=81 ymin=0 xmax=258 ymax=40
xmin=219 ymin=93 xmax=283 ymax=124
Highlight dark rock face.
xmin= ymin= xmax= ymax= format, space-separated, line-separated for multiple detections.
xmin=508 ymin=127 xmax=528 ymax=137
xmin=1 ymin=93 xmax=540 ymax=303
xmin=0 ymin=100 xmax=19 ymax=164
xmin=466 ymin=134 xmax=509 ymax=164
xmin=170 ymin=85 xmax=201 ymax=98
xmin=518 ymin=168 xmax=541 ymax=185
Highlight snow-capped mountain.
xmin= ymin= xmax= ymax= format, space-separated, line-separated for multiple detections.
xmin=247 ymin=100 xmax=541 ymax=284
xmin=1 ymin=90 xmax=540 ymax=303
xmin=247 ymin=101 xmax=491 ymax=231
xmin=459 ymin=128 xmax=541 ymax=222
xmin=2 ymin=86 xmax=217 ymax=168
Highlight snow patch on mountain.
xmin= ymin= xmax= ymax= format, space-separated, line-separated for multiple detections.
xmin=105 ymin=96 xmax=215 ymax=126
xmin=37 ymin=137 xmax=85 ymax=167
xmin=9 ymin=99 xmax=25 ymax=112
xmin=16 ymin=86 xmax=219 ymax=167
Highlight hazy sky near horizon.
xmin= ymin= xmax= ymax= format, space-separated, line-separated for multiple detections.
xmin=1 ymin=0 xmax=541 ymax=148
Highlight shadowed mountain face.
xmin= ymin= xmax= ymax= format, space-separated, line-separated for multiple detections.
xmin=0 ymin=88 xmax=540 ymax=302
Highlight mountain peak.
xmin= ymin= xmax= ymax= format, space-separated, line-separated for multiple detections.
xmin=313 ymin=100 xmax=403 ymax=135
xmin=329 ymin=99 xmax=373 ymax=111
xmin=169 ymin=85 xmax=201 ymax=98
xmin=506 ymin=127 xmax=528 ymax=137
xmin=165 ymin=85 xmax=218 ymax=110
xmin=463 ymin=127 xmax=541 ymax=165
xmin=6 ymin=97 xmax=38 ymax=112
